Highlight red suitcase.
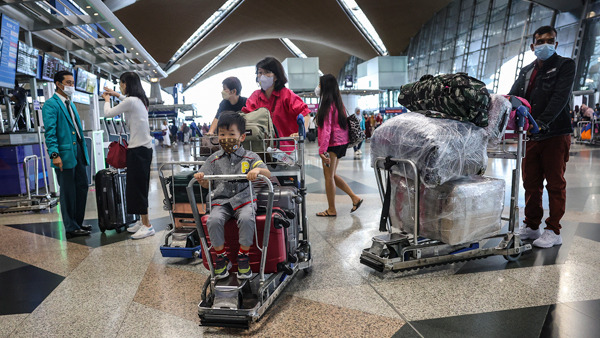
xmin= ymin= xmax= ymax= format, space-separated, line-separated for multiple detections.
xmin=200 ymin=212 xmax=287 ymax=274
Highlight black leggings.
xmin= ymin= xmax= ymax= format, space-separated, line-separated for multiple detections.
xmin=126 ymin=146 xmax=153 ymax=215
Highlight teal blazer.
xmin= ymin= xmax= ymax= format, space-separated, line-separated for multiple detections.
xmin=42 ymin=94 xmax=89 ymax=169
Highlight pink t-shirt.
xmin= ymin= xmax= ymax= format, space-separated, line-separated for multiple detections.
xmin=317 ymin=104 xmax=349 ymax=154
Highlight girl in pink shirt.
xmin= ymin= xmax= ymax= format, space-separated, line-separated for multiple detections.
xmin=315 ymin=74 xmax=363 ymax=217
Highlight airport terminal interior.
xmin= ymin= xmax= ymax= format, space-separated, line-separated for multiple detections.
xmin=1 ymin=0 xmax=600 ymax=337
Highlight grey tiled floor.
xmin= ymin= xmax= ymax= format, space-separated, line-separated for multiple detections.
xmin=1 ymin=139 xmax=599 ymax=337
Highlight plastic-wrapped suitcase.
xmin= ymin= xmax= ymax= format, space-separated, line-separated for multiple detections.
xmin=95 ymin=168 xmax=139 ymax=232
xmin=390 ymin=174 xmax=505 ymax=245
xmin=200 ymin=211 xmax=287 ymax=273
xmin=255 ymin=186 xmax=299 ymax=256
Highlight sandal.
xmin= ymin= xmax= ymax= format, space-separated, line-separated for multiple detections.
xmin=316 ymin=210 xmax=337 ymax=217
xmin=350 ymin=199 xmax=363 ymax=213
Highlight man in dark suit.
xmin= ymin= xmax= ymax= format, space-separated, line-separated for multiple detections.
xmin=42 ymin=70 xmax=91 ymax=238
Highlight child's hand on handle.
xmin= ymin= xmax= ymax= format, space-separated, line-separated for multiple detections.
xmin=247 ymin=168 xmax=261 ymax=181
xmin=193 ymin=172 xmax=208 ymax=188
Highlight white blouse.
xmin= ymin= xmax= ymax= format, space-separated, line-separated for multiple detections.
xmin=104 ymin=95 xmax=152 ymax=149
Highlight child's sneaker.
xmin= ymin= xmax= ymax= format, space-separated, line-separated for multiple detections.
xmin=237 ymin=254 xmax=252 ymax=279
xmin=214 ymin=256 xmax=231 ymax=279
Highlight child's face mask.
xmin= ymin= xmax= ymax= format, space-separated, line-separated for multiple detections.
xmin=219 ymin=137 xmax=241 ymax=153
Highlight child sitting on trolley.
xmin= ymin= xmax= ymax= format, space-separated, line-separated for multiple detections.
xmin=194 ymin=112 xmax=271 ymax=279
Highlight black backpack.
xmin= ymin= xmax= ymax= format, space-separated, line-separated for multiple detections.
xmin=398 ymin=73 xmax=491 ymax=127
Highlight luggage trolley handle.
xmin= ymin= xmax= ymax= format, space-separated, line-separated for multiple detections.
xmin=187 ymin=174 xmax=274 ymax=283
xmin=23 ymin=155 xmax=40 ymax=200
xmin=374 ymin=157 xmax=420 ymax=246
xmin=509 ymin=106 xmax=539 ymax=232
xmin=158 ymin=161 xmax=205 ymax=237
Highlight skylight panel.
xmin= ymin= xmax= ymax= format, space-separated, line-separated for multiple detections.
xmin=337 ymin=0 xmax=389 ymax=56
xmin=185 ymin=43 xmax=240 ymax=90
xmin=166 ymin=0 xmax=243 ymax=69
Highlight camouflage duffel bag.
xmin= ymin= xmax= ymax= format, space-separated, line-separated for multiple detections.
xmin=398 ymin=72 xmax=491 ymax=127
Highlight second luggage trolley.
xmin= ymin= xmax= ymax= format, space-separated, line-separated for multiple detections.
xmin=158 ymin=161 xmax=207 ymax=259
xmin=360 ymin=107 xmax=538 ymax=273
xmin=186 ymin=114 xmax=311 ymax=328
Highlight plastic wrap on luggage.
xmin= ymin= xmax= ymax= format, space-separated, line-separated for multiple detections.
xmin=485 ymin=95 xmax=511 ymax=146
xmin=389 ymin=174 xmax=505 ymax=245
xmin=370 ymin=112 xmax=488 ymax=187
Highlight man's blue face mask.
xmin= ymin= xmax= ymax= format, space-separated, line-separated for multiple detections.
xmin=534 ymin=43 xmax=556 ymax=61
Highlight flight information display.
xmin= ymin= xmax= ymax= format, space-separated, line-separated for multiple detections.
xmin=75 ymin=67 xmax=87 ymax=91
xmin=86 ymin=72 xmax=97 ymax=94
xmin=0 ymin=14 xmax=19 ymax=88
xmin=16 ymin=41 xmax=39 ymax=77
xmin=41 ymin=53 xmax=71 ymax=82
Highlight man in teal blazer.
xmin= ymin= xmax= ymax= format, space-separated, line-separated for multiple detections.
xmin=42 ymin=70 xmax=91 ymax=238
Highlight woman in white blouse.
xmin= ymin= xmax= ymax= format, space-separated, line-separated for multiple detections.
xmin=102 ymin=72 xmax=155 ymax=240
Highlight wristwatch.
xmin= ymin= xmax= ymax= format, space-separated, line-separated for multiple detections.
xmin=50 ymin=152 xmax=59 ymax=159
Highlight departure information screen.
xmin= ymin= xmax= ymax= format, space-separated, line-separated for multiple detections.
xmin=16 ymin=41 xmax=38 ymax=77
xmin=0 ymin=14 xmax=19 ymax=88
xmin=41 ymin=53 xmax=71 ymax=82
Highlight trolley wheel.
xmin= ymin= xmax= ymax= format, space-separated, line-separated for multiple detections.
xmin=503 ymin=238 xmax=522 ymax=262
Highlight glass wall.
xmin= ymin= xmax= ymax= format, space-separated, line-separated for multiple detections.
xmin=406 ymin=0 xmax=592 ymax=93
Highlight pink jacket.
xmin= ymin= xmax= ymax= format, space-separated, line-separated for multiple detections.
xmin=318 ymin=104 xmax=349 ymax=154
xmin=242 ymin=87 xmax=310 ymax=138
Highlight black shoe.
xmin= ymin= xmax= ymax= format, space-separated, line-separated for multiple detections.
xmin=214 ymin=255 xmax=231 ymax=279
xmin=66 ymin=229 xmax=91 ymax=238
xmin=236 ymin=254 xmax=252 ymax=279
xmin=80 ymin=224 xmax=92 ymax=231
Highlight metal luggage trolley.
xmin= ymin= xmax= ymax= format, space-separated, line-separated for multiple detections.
xmin=576 ymin=119 xmax=600 ymax=145
xmin=186 ymin=114 xmax=311 ymax=328
xmin=158 ymin=161 xmax=206 ymax=259
xmin=0 ymin=124 xmax=59 ymax=213
xmin=360 ymin=106 xmax=539 ymax=273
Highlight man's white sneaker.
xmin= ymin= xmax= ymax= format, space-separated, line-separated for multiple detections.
xmin=518 ymin=225 xmax=542 ymax=240
xmin=533 ymin=230 xmax=562 ymax=248
xmin=131 ymin=225 xmax=155 ymax=240
xmin=127 ymin=220 xmax=143 ymax=233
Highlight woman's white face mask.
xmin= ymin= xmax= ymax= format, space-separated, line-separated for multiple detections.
xmin=314 ymin=85 xmax=321 ymax=97
xmin=259 ymin=75 xmax=274 ymax=91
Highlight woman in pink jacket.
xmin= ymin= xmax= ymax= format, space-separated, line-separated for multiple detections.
xmin=315 ymin=74 xmax=363 ymax=217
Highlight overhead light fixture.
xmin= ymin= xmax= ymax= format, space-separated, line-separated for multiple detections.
xmin=337 ymin=0 xmax=389 ymax=56
xmin=165 ymin=0 xmax=244 ymax=70
xmin=86 ymin=6 xmax=91 ymax=9
xmin=150 ymin=77 xmax=159 ymax=83
xmin=166 ymin=63 xmax=181 ymax=75
xmin=119 ymin=36 xmax=123 ymax=39
xmin=93 ymin=13 xmax=98 ymax=16
xmin=130 ymin=48 xmax=134 ymax=50
xmin=185 ymin=43 xmax=240 ymax=90
xmin=111 ymin=28 xmax=115 ymax=32
xmin=136 ymin=52 xmax=139 ymax=55
xmin=280 ymin=38 xmax=307 ymax=58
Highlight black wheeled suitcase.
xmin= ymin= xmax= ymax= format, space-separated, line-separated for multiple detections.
xmin=255 ymin=185 xmax=300 ymax=258
xmin=95 ymin=168 xmax=139 ymax=233
xmin=307 ymin=128 xmax=316 ymax=142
